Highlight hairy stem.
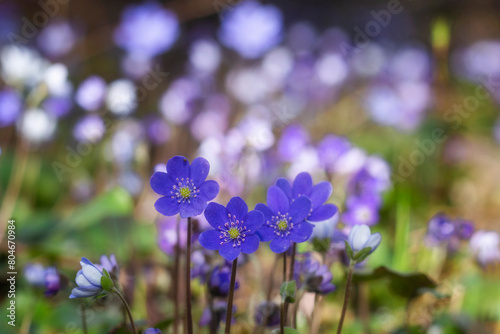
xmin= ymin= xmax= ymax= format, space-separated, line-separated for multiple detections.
xmin=225 ymin=258 xmax=238 ymax=334
xmin=186 ymin=217 xmax=193 ymax=334
xmin=113 ymin=289 xmax=137 ymax=334
xmin=336 ymin=262 xmax=354 ymax=334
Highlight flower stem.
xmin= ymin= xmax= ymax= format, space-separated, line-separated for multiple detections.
xmin=336 ymin=262 xmax=355 ymax=334
xmin=225 ymin=257 xmax=238 ymax=334
xmin=186 ymin=217 xmax=193 ymax=334
xmin=280 ymin=252 xmax=287 ymax=334
xmin=113 ymin=289 xmax=137 ymax=334
xmin=173 ymin=217 xmax=180 ymax=334
xmin=81 ymin=303 xmax=88 ymax=334
xmin=285 ymin=242 xmax=297 ymax=325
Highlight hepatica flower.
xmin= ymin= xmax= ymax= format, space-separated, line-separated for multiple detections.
xmin=70 ymin=258 xmax=104 ymax=299
xmin=346 ymin=225 xmax=381 ymax=263
xmin=256 ymin=185 xmax=313 ymax=253
xmin=199 ymin=197 xmax=264 ymax=261
xmin=144 ymin=329 xmax=162 ymax=334
xmin=151 ymin=156 xmax=220 ymax=218
xmin=276 ymin=172 xmax=337 ymax=222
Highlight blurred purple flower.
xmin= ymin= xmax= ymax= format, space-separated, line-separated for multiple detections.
xmin=199 ymin=301 xmax=236 ymax=329
xmin=199 ymin=197 xmax=264 ymax=261
xmin=159 ymin=77 xmax=199 ymax=124
xmin=37 ymin=20 xmax=76 ymax=59
xmin=95 ymin=254 xmax=119 ymax=275
xmin=208 ymin=263 xmax=240 ymax=297
xmin=157 ymin=216 xmax=186 ymax=256
xmin=254 ymin=301 xmax=280 ymax=327
xmin=287 ymin=21 xmax=317 ymax=53
xmin=295 ymin=254 xmax=336 ymax=295
xmin=143 ymin=116 xmax=170 ymax=145
xmin=256 ymin=185 xmax=313 ymax=253
xmin=189 ymin=39 xmax=221 ymax=73
xmin=44 ymin=267 xmax=61 ymax=296
xmin=317 ymin=134 xmax=351 ymax=172
xmin=191 ymin=250 xmax=211 ymax=282
xmin=114 ymin=2 xmax=179 ymax=58
xmin=43 ymin=96 xmax=72 ymax=118
xmin=425 ymin=213 xmax=474 ymax=251
xmin=277 ymin=124 xmax=310 ymax=162
xmin=150 ymin=156 xmax=220 ymax=218
xmin=75 ymin=76 xmax=107 ymax=111
xmin=144 ymin=328 xmax=162 ymax=334
xmin=342 ymin=197 xmax=379 ymax=226
xmin=73 ymin=114 xmax=106 ymax=143
xmin=218 ymin=0 xmax=283 ymax=59
xmin=24 ymin=264 xmax=46 ymax=287
xmin=0 ymin=89 xmax=22 ymax=127
xmin=470 ymin=230 xmax=500 ymax=266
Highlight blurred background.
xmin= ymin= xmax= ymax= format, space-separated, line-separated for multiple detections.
xmin=1 ymin=0 xmax=500 ymax=333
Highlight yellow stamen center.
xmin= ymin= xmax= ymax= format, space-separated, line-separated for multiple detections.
xmin=228 ymin=227 xmax=240 ymax=239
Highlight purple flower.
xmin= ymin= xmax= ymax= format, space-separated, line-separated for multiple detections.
xmin=75 ymin=76 xmax=107 ymax=111
xmin=69 ymin=258 xmax=104 ymax=299
xmin=470 ymin=231 xmax=500 ymax=266
xmin=114 ymin=2 xmax=179 ymax=58
xmin=191 ymin=250 xmax=211 ymax=282
xmin=0 ymin=89 xmax=22 ymax=127
xmin=199 ymin=197 xmax=264 ymax=261
xmin=24 ymin=264 xmax=46 ymax=287
xmin=425 ymin=213 xmax=474 ymax=251
xmin=218 ymin=0 xmax=283 ymax=59
xmin=208 ymin=264 xmax=240 ymax=297
xmin=342 ymin=198 xmax=379 ymax=226
xmin=277 ymin=124 xmax=310 ymax=162
xmin=255 ymin=185 xmax=313 ymax=253
xmin=157 ymin=216 xmax=186 ymax=256
xmin=144 ymin=329 xmax=162 ymax=334
xmin=199 ymin=301 xmax=236 ymax=329
xmin=295 ymin=254 xmax=336 ymax=295
xmin=144 ymin=116 xmax=170 ymax=145
xmin=276 ymin=172 xmax=338 ymax=222
xmin=44 ymin=267 xmax=61 ymax=296
xmin=317 ymin=135 xmax=351 ymax=172
xmin=73 ymin=115 xmax=106 ymax=143
xmin=254 ymin=301 xmax=280 ymax=327
xmin=426 ymin=213 xmax=456 ymax=243
xmin=24 ymin=264 xmax=61 ymax=296
xmin=95 ymin=254 xmax=119 ymax=275
xmin=43 ymin=96 xmax=72 ymax=118
xmin=37 ymin=20 xmax=76 ymax=59
xmin=150 ymin=156 xmax=220 ymax=218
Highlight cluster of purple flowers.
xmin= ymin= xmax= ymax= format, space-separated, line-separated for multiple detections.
xmin=294 ymin=253 xmax=336 ymax=295
xmin=425 ymin=213 xmax=474 ymax=251
xmin=24 ymin=264 xmax=61 ymax=296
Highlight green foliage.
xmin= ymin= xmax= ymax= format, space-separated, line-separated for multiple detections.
xmin=280 ymin=280 xmax=297 ymax=303
xmin=353 ymin=266 xmax=437 ymax=300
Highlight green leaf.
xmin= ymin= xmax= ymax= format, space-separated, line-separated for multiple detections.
xmin=344 ymin=240 xmax=354 ymax=260
xmin=271 ymin=327 xmax=299 ymax=334
xmin=101 ymin=268 xmax=114 ymax=292
xmin=312 ymin=237 xmax=331 ymax=253
xmin=353 ymin=246 xmax=372 ymax=263
xmin=352 ymin=266 xmax=437 ymax=300
xmin=280 ymin=280 xmax=296 ymax=303
xmin=63 ymin=187 xmax=133 ymax=230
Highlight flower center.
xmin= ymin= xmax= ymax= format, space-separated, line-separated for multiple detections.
xmin=228 ymin=227 xmax=240 ymax=239
xmin=219 ymin=214 xmax=247 ymax=247
xmin=267 ymin=212 xmax=293 ymax=238
xmin=179 ymin=186 xmax=191 ymax=199
xmin=277 ymin=220 xmax=288 ymax=231
xmin=170 ymin=177 xmax=199 ymax=204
